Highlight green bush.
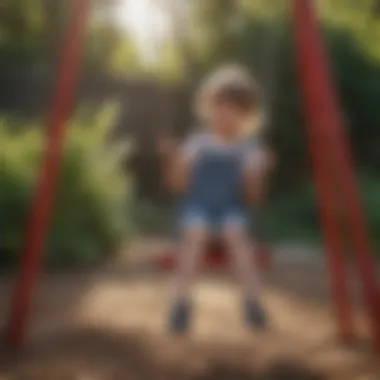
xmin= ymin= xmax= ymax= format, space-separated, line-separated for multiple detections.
xmin=0 ymin=104 xmax=134 ymax=269
xmin=359 ymin=172 xmax=380 ymax=251
xmin=265 ymin=175 xmax=380 ymax=251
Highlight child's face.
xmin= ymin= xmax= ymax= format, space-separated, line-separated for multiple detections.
xmin=207 ymin=100 xmax=248 ymax=139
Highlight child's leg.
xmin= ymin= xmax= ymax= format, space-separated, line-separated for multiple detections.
xmin=173 ymin=224 xmax=208 ymax=300
xmin=169 ymin=215 xmax=209 ymax=333
xmin=222 ymin=218 xmax=267 ymax=328
xmin=223 ymin=222 xmax=262 ymax=300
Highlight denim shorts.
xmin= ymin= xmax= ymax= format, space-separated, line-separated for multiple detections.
xmin=179 ymin=207 xmax=249 ymax=234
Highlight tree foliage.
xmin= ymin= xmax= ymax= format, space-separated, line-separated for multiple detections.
xmin=0 ymin=0 xmax=144 ymax=72
xmin=1 ymin=0 xmax=379 ymax=175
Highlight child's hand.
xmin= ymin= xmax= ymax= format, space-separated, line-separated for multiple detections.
xmin=157 ymin=136 xmax=189 ymax=192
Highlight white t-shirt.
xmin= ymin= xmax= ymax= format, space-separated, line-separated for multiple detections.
xmin=181 ymin=132 xmax=267 ymax=173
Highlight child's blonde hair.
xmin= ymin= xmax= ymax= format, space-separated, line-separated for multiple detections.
xmin=195 ymin=64 xmax=264 ymax=136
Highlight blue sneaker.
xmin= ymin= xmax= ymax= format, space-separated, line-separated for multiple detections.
xmin=244 ymin=299 xmax=267 ymax=329
xmin=168 ymin=299 xmax=192 ymax=334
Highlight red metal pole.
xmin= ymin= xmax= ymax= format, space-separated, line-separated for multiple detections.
xmin=292 ymin=0 xmax=380 ymax=351
xmin=291 ymin=0 xmax=355 ymax=343
xmin=5 ymin=0 xmax=90 ymax=349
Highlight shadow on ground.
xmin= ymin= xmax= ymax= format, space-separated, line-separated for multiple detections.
xmin=0 ymin=326 xmax=325 ymax=380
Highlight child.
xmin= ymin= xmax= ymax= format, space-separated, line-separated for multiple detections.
xmin=159 ymin=65 xmax=270 ymax=333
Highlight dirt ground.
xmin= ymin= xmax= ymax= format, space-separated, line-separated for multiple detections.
xmin=0 ymin=243 xmax=379 ymax=380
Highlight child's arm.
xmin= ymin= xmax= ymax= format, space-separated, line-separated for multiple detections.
xmin=157 ymin=136 xmax=197 ymax=193
xmin=243 ymin=145 xmax=275 ymax=207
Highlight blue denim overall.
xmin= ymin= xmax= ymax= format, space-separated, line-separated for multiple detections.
xmin=179 ymin=142 xmax=248 ymax=233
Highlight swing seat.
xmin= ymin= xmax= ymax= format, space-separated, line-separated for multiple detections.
xmin=157 ymin=238 xmax=271 ymax=271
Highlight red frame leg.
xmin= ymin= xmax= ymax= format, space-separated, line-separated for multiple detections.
xmin=5 ymin=0 xmax=90 ymax=349
xmin=293 ymin=0 xmax=380 ymax=350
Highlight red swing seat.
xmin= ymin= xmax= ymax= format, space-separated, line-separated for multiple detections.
xmin=157 ymin=239 xmax=271 ymax=271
